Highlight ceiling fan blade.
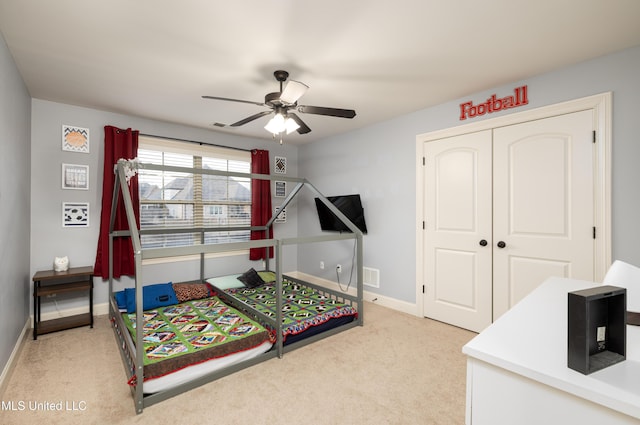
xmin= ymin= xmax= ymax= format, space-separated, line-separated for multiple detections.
xmin=202 ymin=95 xmax=265 ymax=107
xmin=280 ymin=80 xmax=309 ymax=105
xmin=229 ymin=110 xmax=273 ymax=127
xmin=297 ymin=105 xmax=356 ymax=119
xmin=288 ymin=113 xmax=312 ymax=134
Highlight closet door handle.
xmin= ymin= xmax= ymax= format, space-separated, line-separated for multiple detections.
xmin=497 ymin=241 xmax=506 ymax=248
xmin=479 ymin=239 xmax=488 ymax=247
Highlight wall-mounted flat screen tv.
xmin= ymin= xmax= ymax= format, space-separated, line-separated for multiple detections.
xmin=314 ymin=194 xmax=368 ymax=234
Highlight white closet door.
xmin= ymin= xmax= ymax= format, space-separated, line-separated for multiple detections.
xmin=423 ymin=131 xmax=493 ymax=332
xmin=492 ymin=110 xmax=595 ymax=319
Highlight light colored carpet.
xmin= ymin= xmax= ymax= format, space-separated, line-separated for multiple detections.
xmin=1 ymin=302 xmax=475 ymax=425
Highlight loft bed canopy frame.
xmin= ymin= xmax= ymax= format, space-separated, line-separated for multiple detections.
xmin=108 ymin=159 xmax=364 ymax=413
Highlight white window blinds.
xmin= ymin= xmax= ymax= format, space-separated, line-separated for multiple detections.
xmin=137 ymin=136 xmax=251 ymax=250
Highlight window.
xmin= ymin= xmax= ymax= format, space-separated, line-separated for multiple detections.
xmin=137 ymin=136 xmax=251 ymax=250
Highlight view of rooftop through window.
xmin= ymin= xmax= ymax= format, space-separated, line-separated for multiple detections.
xmin=137 ymin=137 xmax=252 ymax=249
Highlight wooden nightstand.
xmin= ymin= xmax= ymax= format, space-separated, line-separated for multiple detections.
xmin=32 ymin=266 xmax=94 ymax=340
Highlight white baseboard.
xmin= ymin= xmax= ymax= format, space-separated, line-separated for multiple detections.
xmin=0 ymin=318 xmax=30 ymax=397
xmin=288 ymin=271 xmax=420 ymax=317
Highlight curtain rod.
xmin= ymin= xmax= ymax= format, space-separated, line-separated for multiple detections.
xmin=139 ymin=133 xmax=252 ymax=153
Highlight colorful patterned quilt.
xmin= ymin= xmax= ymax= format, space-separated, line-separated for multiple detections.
xmin=122 ymin=296 xmax=271 ymax=380
xmin=222 ymin=279 xmax=358 ymax=342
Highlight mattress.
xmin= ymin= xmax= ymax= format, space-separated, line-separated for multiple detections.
xmin=121 ymin=295 xmax=273 ymax=390
xmin=142 ymin=340 xmax=273 ymax=394
xmin=209 ymin=275 xmax=358 ymax=344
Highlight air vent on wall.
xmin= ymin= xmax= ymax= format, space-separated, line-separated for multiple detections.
xmin=363 ymin=267 xmax=380 ymax=288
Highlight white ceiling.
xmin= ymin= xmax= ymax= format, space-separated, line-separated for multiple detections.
xmin=1 ymin=1 xmax=640 ymax=144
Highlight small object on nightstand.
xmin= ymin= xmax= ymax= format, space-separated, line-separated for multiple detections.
xmin=32 ymin=266 xmax=93 ymax=340
xmin=53 ymin=256 xmax=69 ymax=271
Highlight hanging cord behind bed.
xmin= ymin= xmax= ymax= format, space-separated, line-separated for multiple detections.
xmin=336 ymin=238 xmax=357 ymax=292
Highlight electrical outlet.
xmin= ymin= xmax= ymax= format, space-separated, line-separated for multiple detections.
xmin=320 ymin=261 xmax=325 ymax=269
xmin=336 ymin=264 xmax=342 ymax=274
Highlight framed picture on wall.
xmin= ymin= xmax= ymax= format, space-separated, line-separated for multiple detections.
xmin=274 ymin=206 xmax=286 ymax=223
xmin=62 ymin=202 xmax=89 ymax=227
xmin=275 ymin=181 xmax=286 ymax=197
xmin=62 ymin=163 xmax=89 ymax=190
xmin=62 ymin=125 xmax=90 ymax=153
xmin=274 ymin=156 xmax=286 ymax=174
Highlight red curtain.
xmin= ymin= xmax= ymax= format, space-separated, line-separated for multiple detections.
xmin=249 ymin=149 xmax=273 ymax=260
xmin=94 ymin=126 xmax=140 ymax=279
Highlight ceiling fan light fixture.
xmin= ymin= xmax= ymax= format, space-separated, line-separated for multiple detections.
xmin=280 ymin=80 xmax=309 ymax=105
xmin=204 ymin=69 xmax=356 ymax=137
xmin=264 ymin=113 xmax=286 ymax=134
xmin=264 ymin=113 xmax=300 ymax=135
xmin=285 ymin=117 xmax=300 ymax=134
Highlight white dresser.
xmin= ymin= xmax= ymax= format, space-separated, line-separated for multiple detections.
xmin=463 ymin=277 xmax=640 ymax=424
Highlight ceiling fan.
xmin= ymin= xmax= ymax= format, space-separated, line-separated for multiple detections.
xmin=202 ymin=70 xmax=356 ymax=137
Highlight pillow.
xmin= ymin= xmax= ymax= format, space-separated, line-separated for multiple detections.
xmin=237 ymin=268 xmax=266 ymax=288
xmin=172 ymin=282 xmax=215 ymax=302
xmin=114 ymin=290 xmax=127 ymax=310
xmin=205 ymin=275 xmax=246 ymax=290
xmin=258 ymin=271 xmax=276 ymax=283
xmin=124 ymin=282 xmax=177 ymax=313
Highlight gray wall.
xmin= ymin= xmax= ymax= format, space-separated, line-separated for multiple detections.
xmin=30 ymin=100 xmax=299 ymax=315
xmin=297 ymin=45 xmax=640 ymax=304
xmin=0 ymin=33 xmax=31 ymax=375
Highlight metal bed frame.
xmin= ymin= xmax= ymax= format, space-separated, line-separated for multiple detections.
xmin=107 ymin=159 xmax=364 ymax=414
